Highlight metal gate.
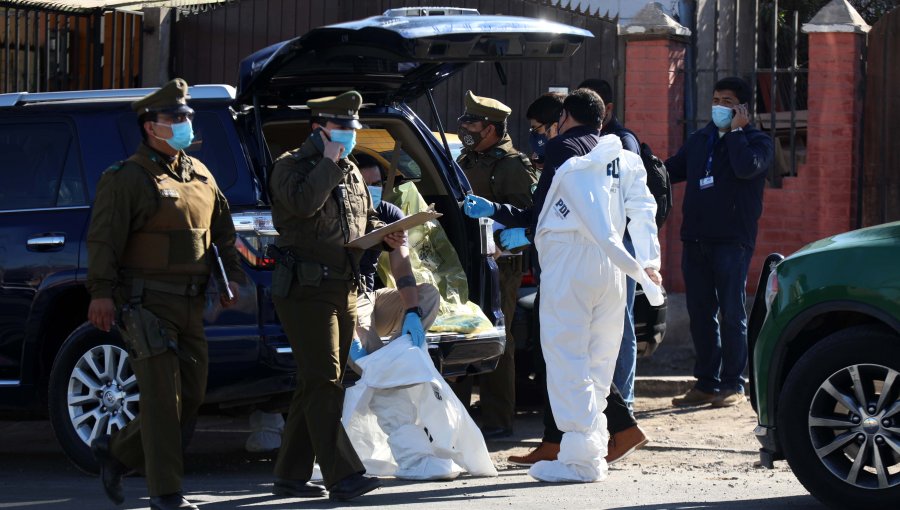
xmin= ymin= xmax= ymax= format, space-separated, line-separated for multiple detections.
xmin=0 ymin=3 xmax=142 ymax=93
xmin=173 ymin=0 xmax=618 ymax=148
xmin=861 ymin=6 xmax=900 ymax=226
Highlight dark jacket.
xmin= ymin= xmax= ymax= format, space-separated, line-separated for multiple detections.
xmin=492 ymin=125 xmax=601 ymax=236
xmin=601 ymin=116 xmax=640 ymax=155
xmin=665 ymin=122 xmax=774 ymax=248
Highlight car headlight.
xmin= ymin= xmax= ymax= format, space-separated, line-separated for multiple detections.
xmin=764 ymin=268 xmax=779 ymax=313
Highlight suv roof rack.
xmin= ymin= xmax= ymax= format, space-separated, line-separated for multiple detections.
xmin=383 ymin=7 xmax=480 ymax=17
xmin=0 ymin=84 xmax=235 ymax=108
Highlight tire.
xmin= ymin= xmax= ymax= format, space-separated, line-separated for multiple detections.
xmin=48 ymin=323 xmax=140 ymax=474
xmin=776 ymin=325 xmax=900 ymax=509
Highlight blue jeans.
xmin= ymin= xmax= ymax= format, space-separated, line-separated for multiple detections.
xmin=682 ymin=241 xmax=752 ymax=394
xmin=613 ymin=233 xmax=637 ymax=408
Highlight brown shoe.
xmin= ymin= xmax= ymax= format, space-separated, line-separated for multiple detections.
xmin=507 ymin=441 xmax=560 ymax=466
xmin=711 ymin=390 xmax=746 ymax=408
xmin=671 ymin=387 xmax=718 ymax=407
xmin=606 ymin=425 xmax=649 ymax=465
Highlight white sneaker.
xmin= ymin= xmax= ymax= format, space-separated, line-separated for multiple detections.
xmin=245 ymin=411 xmax=284 ymax=453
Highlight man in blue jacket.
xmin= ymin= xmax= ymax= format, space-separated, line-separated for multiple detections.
xmin=667 ymin=77 xmax=774 ymax=408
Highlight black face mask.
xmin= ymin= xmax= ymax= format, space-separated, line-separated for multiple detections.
xmin=457 ymin=126 xmax=485 ymax=149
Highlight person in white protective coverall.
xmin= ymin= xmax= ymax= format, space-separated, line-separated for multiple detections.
xmin=528 ymin=89 xmax=664 ymax=483
xmin=342 ymin=152 xmax=491 ymax=481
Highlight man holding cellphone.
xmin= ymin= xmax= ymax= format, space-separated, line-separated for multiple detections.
xmin=666 ymin=77 xmax=774 ymax=408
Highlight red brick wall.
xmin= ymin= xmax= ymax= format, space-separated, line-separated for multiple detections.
xmin=625 ymin=32 xmax=865 ymax=295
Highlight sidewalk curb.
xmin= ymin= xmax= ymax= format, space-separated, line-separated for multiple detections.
xmin=634 ymin=376 xmax=695 ymax=398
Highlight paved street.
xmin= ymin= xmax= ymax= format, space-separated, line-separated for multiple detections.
xmin=0 ymin=397 xmax=824 ymax=509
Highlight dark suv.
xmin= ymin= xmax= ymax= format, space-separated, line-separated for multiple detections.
xmin=0 ymin=10 xmax=591 ymax=472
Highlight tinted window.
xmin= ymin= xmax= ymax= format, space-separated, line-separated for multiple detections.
xmin=117 ymin=111 xmax=238 ymax=190
xmin=0 ymin=121 xmax=86 ymax=210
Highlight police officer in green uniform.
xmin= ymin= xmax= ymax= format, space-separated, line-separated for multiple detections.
xmin=267 ymin=91 xmax=383 ymax=501
xmin=86 ymin=78 xmax=244 ymax=510
xmin=456 ymin=91 xmax=537 ymax=439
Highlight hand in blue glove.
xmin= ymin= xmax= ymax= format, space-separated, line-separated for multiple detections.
xmin=402 ymin=312 xmax=426 ymax=348
xmin=463 ymin=195 xmax=496 ymax=218
xmin=349 ymin=337 xmax=367 ymax=361
xmin=500 ymin=227 xmax=531 ymax=250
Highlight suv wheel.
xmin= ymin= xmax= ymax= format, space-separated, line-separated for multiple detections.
xmin=48 ymin=324 xmax=139 ymax=473
xmin=777 ymin=325 xmax=900 ymax=508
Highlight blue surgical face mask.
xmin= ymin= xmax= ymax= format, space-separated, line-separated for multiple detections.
xmin=328 ymin=129 xmax=356 ymax=158
xmin=712 ymin=105 xmax=734 ymax=129
xmin=529 ymin=131 xmax=548 ymax=159
xmin=367 ymin=185 xmax=383 ymax=208
xmin=155 ymin=120 xmax=194 ymax=151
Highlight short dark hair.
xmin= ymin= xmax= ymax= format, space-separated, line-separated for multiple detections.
xmin=563 ymin=88 xmax=604 ymax=129
xmin=489 ymin=120 xmax=506 ymax=138
xmin=526 ymin=92 xmax=566 ymax=125
xmin=137 ymin=111 xmax=158 ymax=142
xmin=354 ymin=152 xmax=384 ymax=180
xmin=715 ymin=76 xmax=752 ymax=105
xmin=577 ymin=78 xmax=614 ymax=105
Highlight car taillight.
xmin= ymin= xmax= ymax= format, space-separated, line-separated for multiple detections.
xmin=521 ymin=268 xmax=536 ymax=286
xmin=232 ymin=211 xmax=278 ymax=269
xmin=764 ymin=269 xmax=779 ymax=313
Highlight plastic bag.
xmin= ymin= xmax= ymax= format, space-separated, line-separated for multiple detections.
xmin=377 ymin=182 xmax=492 ymax=335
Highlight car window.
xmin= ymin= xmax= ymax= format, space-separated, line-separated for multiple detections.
xmin=356 ymin=128 xmax=422 ymax=180
xmin=116 ymin=111 xmax=238 ymax=190
xmin=0 ymin=121 xmax=86 ymax=210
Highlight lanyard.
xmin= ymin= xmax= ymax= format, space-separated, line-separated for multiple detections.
xmin=704 ymin=134 xmax=716 ymax=177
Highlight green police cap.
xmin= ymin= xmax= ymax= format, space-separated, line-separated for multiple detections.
xmin=459 ymin=90 xmax=511 ymax=123
xmin=131 ymin=78 xmax=194 ymax=116
xmin=308 ymin=91 xmax=363 ymax=129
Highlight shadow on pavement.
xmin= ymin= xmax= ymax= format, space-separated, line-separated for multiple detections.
xmin=607 ymin=495 xmax=825 ymax=510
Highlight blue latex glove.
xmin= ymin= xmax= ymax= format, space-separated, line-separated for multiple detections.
xmin=463 ymin=195 xmax=496 ymax=218
xmin=349 ymin=337 xmax=367 ymax=361
xmin=500 ymin=227 xmax=531 ymax=250
xmin=402 ymin=312 xmax=426 ymax=348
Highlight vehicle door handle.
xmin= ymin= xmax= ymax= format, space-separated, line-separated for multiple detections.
xmin=27 ymin=234 xmax=66 ymax=252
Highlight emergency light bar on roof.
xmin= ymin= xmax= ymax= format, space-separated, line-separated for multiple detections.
xmin=383 ymin=7 xmax=480 ymax=17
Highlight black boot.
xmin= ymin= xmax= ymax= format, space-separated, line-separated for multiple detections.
xmin=328 ymin=473 xmax=381 ymax=501
xmin=149 ymin=493 xmax=198 ymax=510
xmin=90 ymin=435 xmax=127 ymax=505
xmin=273 ymin=478 xmax=327 ymax=498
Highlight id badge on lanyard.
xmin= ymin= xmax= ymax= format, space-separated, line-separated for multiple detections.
xmin=700 ymin=137 xmax=715 ymax=190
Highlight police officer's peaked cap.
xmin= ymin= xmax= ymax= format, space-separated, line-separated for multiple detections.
xmin=308 ymin=91 xmax=363 ymax=129
xmin=460 ymin=90 xmax=511 ymax=123
xmin=131 ymin=78 xmax=194 ymax=116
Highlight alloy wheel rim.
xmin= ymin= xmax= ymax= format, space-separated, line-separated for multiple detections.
xmin=66 ymin=344 xmax=139 ymax=446
xmin=808 ymin=363 xmax=900 ymax=490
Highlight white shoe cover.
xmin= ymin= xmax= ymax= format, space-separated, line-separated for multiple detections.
xmin=528 ymin=460 xmax=606 ymax=483
xmin=245 ymin=411 xmax=285 ymax=453
xmin=396 ymin=456 xmax=460 ymax=481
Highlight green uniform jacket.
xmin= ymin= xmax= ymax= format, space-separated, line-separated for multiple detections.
xmin=269 ymin=137 xmax=384 ymax=278
xmin=457 ymin=134 xmax=537 ymax=209
xmin=86 ymin=143 xmax=244 ymax=299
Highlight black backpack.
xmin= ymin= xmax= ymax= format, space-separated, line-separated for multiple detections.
xmin=621 ymin=128 xmax=673 ymax=228
xmin=638 ymin=141 xmax=673 ymax=228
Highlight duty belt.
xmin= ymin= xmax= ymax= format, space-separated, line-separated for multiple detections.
xmin=265 ymin=244 xmax=353 ymax=281
xmin=122 ymin=275 xmax=207 ymax=297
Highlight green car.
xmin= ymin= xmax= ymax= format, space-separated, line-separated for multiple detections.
xmin=749 ymin=222 xmax=900 ymax=509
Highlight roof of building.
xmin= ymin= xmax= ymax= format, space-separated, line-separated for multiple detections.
xmin=0 ymin=0 xmax=231 ymax=13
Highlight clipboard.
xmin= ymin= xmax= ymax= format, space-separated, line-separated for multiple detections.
xmin=345 ymin=207 xmax=442 ymax=250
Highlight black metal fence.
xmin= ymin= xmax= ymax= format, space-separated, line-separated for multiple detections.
xmin=0 ymin=4 xmax=142 ymax=94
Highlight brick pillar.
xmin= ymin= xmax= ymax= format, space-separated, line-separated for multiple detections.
xmin=622 ymin=3 xmax=691 ymax=292
xmin=802 ymin=0 xmax=870 ymax=238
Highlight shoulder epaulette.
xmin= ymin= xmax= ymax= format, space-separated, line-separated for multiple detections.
xmin=103 ymin=160 xmax=126 ymax=173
